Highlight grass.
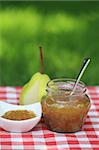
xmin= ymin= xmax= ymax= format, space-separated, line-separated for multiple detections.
xmin=0 ymin=1 xmax=99 ymax=86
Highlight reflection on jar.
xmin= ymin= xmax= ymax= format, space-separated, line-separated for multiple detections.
xmin=42 ymin=78 xmax=91 ymax=133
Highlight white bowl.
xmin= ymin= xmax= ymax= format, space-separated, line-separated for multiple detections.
xmin=0 ymin=101 xmax=42 ymax=132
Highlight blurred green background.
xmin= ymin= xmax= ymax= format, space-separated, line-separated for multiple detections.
xmin=0 ymin=1 xmax=99 ymax=86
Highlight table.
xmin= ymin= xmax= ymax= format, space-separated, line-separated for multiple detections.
xmin=0 ymin=86 xmax=99 ymax=150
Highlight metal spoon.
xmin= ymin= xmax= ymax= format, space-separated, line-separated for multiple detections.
xmin=70 ymin=58 xmax=91 ymax=96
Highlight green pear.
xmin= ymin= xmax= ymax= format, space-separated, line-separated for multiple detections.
xmin=19 ymin=72 xmax=50 ymax=105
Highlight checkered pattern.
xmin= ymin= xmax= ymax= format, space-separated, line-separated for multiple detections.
xmin=0 ymin=86 xmax=99 ymax=150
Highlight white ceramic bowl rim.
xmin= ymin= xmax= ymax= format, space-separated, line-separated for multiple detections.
xmin=0 ymin=115 xmax=40 ymax=123
xmin=0 ymin=101 xmax=42 ymax=123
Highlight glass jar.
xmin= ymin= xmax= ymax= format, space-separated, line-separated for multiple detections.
xmin=42 ymin=78 xmax=91 ymax=133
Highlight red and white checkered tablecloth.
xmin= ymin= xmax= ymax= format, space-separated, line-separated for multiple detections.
xmin=0 ymin=86 xmax=99 ymax=150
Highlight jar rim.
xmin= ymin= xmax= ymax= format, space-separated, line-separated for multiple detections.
xmin=47 ymin=78 xmax=86 ymax=95
xmin=47 ymin=78 xmax=86 ymax=87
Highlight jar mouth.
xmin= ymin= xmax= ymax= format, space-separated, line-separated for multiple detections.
xmin=47 ymin=78 xmax=86 ymax=96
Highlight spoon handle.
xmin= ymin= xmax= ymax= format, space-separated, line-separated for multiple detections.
xmin=70 ymin=58 xmax=91 ymax=95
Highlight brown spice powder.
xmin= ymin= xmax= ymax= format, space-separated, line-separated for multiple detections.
xmin=2 ymin=110 xmax=36 ymax=120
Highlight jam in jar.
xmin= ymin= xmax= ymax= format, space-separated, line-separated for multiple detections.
xmin=42 ymin=79 xmax=91 ymax=133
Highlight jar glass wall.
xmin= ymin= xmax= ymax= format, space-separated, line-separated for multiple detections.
xmin=42 ymin=78 xmax=91 ymax=133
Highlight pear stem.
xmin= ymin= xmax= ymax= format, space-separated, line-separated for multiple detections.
xmin=39 ymin=46 xmax=44 ymax=74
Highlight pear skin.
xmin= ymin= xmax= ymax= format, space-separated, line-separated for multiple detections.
xmin=19 ymin=72 xmax=50 ymax=105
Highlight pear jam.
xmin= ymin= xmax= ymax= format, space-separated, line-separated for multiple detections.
xmin=42 ymin=79 xmax=91 ymax=133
